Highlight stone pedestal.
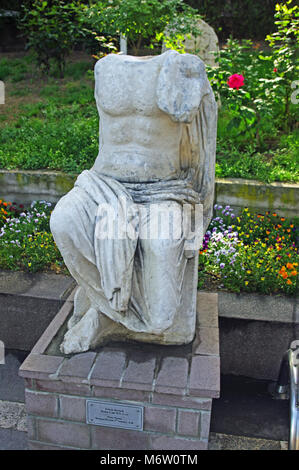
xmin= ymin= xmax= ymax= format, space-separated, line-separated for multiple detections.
xmin=19 ymin=291 xmax=220 ymax=450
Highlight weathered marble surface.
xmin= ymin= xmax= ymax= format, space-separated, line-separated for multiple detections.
xmin=50 ymin=50 xmax=217 ymax=354
xmin=163 ymin=19 xmax=220 ymax=67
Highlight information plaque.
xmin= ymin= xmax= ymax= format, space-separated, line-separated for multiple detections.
xmin=86 ymin=399 xmax=144 ymax=431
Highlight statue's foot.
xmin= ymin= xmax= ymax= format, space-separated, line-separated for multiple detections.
xmin=61 ymin=307 xmax=100 ymax=354
xmin=67 ymin=286 xmax=91 ymax=330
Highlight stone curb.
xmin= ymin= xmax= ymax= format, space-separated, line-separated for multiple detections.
xmin=1 ymin=170 xmax=298 ymax=217
xmin=0 ymin=271 xmax=76 ymax=351
xmin=213 ymin=291 xmax=298 ymax=324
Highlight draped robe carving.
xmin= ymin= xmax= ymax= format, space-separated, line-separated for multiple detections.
xmin=50 ymin=50 xmax=217 ymax=354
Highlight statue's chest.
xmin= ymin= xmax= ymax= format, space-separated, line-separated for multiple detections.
xmin=96 ymin=59 xmax=160 ymax=116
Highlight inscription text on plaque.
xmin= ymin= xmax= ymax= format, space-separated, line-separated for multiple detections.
xmin=86 ymin=399 xmax=144 ymax=431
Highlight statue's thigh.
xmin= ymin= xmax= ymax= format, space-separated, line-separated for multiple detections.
xmin=138 ymin=201 xmax=185 ymax=265
xmin=50 ymin=187 xmax=97 ymax=260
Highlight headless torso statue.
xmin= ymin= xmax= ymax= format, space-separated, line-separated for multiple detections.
xmin=50 ymin=50 xmax=217 ymax=354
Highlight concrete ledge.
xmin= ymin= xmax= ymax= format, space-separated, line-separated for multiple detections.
xmin=0 ymin=169 xmax=76 ymax=206
xmin=0 ymin=271 xmax=76 ymax=350
xmin=217 ymin=291 xmax=298 ymax=324
xmin=216 ymin=177 xmax=299 ymax=218
xmin=213 ymin=291 xmax=299 ymax=381
xmin=1 ymin=170 xmax=298 ymax=217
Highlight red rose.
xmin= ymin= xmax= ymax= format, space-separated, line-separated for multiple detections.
xmin=227 ymin=74 xmax=245 ymax=90
xmin=273 ymin=67 xmax=278 ymax=73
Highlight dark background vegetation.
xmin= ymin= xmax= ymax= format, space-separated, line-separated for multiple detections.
xmin=1 ymin=0 xmax=278 ymax=52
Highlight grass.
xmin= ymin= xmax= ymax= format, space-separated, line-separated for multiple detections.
xmin=0 ymin=52 xmax=298 ymax=182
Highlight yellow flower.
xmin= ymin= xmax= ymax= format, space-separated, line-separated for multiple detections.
xmin=261 ymin=278 xmax=265 ymax=281
xmin=245 ymin=281 xmax=249 ymax=286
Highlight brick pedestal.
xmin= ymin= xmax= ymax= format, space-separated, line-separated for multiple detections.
xmin=19 ymin=291 xmax=220 ymax=450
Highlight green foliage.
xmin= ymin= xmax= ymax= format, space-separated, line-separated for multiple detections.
xmin=266 ymin=0 xmax=299 ymax=131
xmin=18 ymin=0 xmax=88 ymax=77
xmin=83 ymin=0 xmax=202 ymax=55
xmin=0 ymin=52 xmax=297 ymax=183
xmin=207 ymin=5 xmax=299 ymax=146
xmin=0 ymin=78 xmax=98 ymax=173
xmin=0 ymin=55 xmax=34 ymax=82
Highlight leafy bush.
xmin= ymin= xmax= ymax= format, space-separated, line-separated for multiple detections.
xmin=18 ymin=0 xmax=88 ymax=77
xmin=0 ymin=201 xmax=63 ymax=272
xmin=266 ymin=0 xmax=299 ymax=131
xmin=83 ymin=0 xmax=202 ymax=55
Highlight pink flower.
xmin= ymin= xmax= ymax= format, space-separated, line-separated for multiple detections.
xmin=227 ymin=74 xmax=245 ymax=90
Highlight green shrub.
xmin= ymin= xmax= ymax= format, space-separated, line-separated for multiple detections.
xmin=18 ymin=0 xmax=88 ymax=77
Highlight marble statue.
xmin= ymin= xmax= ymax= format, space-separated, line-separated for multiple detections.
xmin=50 ymin=50 xmax=217 ymax=354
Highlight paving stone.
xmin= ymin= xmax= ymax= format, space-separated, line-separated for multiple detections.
xmin=150 ymin=435 xmax=208 ymax=450
xmin=208 ymin=432 xmax=282 ymax=451
xmin=19 ymin=353 xmax=64 ymax=380
xmin=0 ymin=271 xmax=75 ymax=300
xmin=0 ymin=350 xmax=27 ymax=402
xmin=122 ymin=353 xmax=156 ymax=391
xmin=0 ymin=400 xmax=25 ymax=429
xmin=28 ymin=441 xmax=75 ymax=450
xmin=189 ymin=356 xmax=220 ymax=397
xmin=197 ymin=292 xmax=218 ymax=328
xmin=193 ymin=327 xmax=219 ymax=356
xmin=155 ymin=357 xmax=188 ymax=395
xmin=36 ymin=379 xmax=91 ymax=396
xmin=59 ymin=352 xmax=97 ymax=381
xmin=16 ymin=410 xmax=28 ymax=432
xmin=93 ymin=386 xmax=150 ymax=403
xmin=90 ymin=350 xmax=127 ymax=387
xmin=0 ymin=427 xmax=28 ymax=450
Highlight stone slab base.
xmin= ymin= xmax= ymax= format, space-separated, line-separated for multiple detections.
xmin=19 ymin=291 xmax=220 ymax=450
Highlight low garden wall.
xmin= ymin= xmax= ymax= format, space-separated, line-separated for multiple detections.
xmin=217 ymin=291 xmax=298 ymax=381
xmin=0 ymin=170 xmax=298 ymax=218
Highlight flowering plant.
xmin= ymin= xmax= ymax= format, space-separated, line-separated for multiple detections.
xmin=0 ymin=200 xmax=64 ymax=272
xmin=199 ymin=205 xmax=298 ymax=295
xmin=227 ymin=74 xmax=245 ymax=90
